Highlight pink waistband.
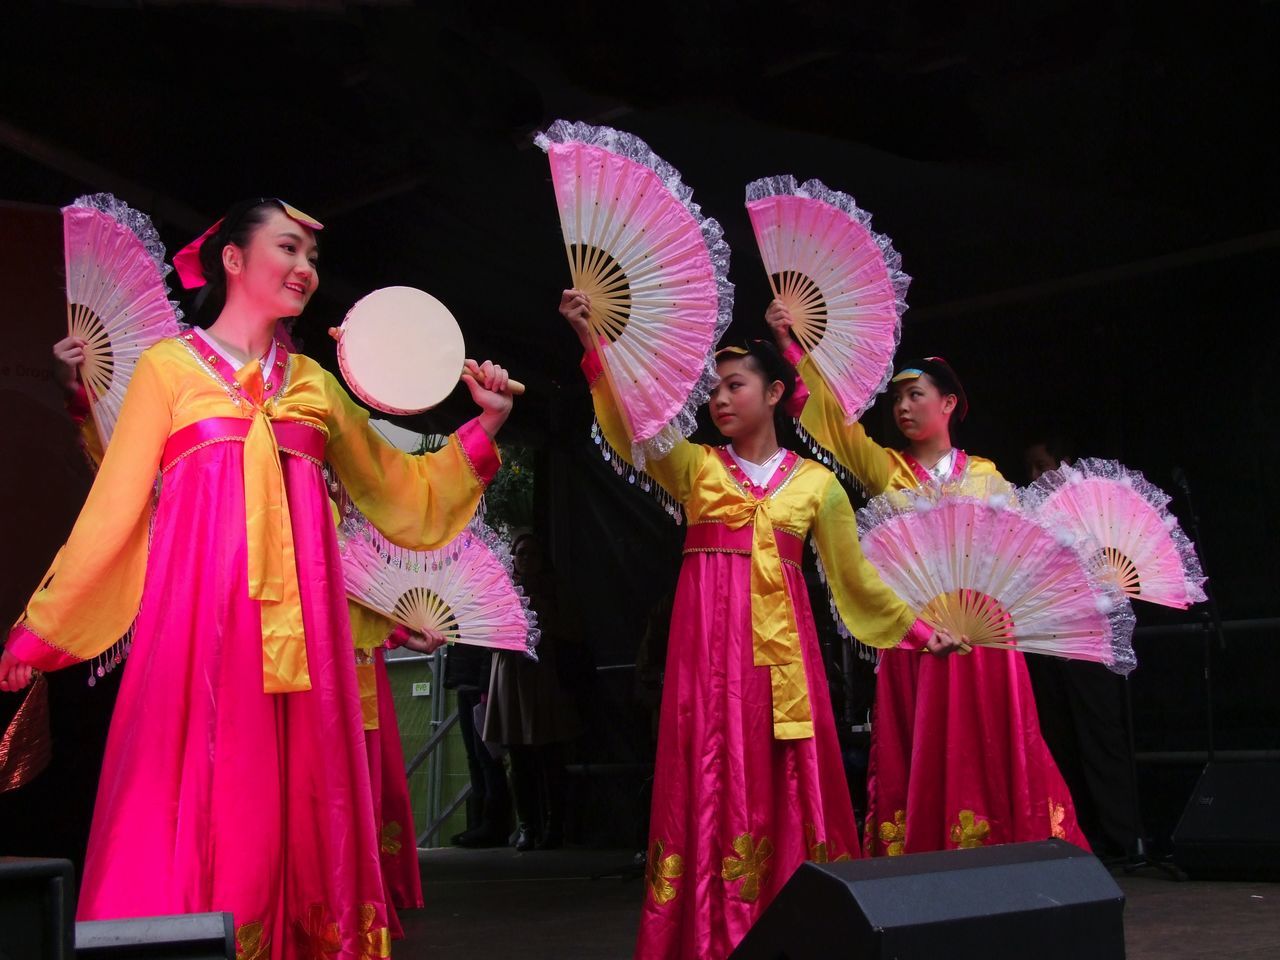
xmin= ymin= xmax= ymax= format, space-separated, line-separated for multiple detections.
xmin=161 ymin=417 xmax=327 ymax=472
xmin=683 ymin=522 xmax=804 ymax=566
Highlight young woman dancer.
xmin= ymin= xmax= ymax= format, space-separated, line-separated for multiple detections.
xmin=2 ymin=198 xmax=514 ymax=958
xmin=562 ymin=289 xmax=961 ymax=960
xmin=768 ymin=299 xmax=1087 ymax=858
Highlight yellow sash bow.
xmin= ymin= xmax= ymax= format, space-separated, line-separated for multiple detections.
xmin=723 ymin=498 xmax=813 ymax=740
xmin=236 ymin=362 xmax=310 ymax=693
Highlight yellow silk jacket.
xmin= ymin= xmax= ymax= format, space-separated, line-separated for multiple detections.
xmin=584 ymin=349 xmax=925 ymax=739
xmin=10 ymin=335 xmax=496 ymax=684
xmin=793 ymin=351 xmax=1006 ymax=494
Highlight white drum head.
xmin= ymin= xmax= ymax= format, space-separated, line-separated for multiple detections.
xmin=337 ymin=286 xmax=466 ymax=415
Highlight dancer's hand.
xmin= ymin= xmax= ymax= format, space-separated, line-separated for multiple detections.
xmin=463 ymin=359 xmax=513 ymax=438
xmin=925 ymin=627 xmax=971 ymax=656
xmin=0 ymin=650 xmax=35 ymax=692
xmin=401 ymin=627 xmax=449 ymax=655
xmin=53 ymin=336 xmax=87 ymax=391
xmin=559 ymin=289 xmax=594 ymax=350
xmin=765 ymin=300 xmax=795 ymax=351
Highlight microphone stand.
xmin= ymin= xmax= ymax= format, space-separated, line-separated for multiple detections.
xmin=1170 ymin=466 xmax=1227 ymax=763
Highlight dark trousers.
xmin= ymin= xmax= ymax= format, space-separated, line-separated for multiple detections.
xmin=455 ymin=688 xmax=510 ymax=833
xmin=1027 ymin=656 xmax=1139 ymax=856
xmin=508 ymin=742 xmax=566 ymax=837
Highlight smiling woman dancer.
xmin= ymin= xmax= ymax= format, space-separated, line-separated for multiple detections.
xmin=0 ymin=198 xmax=514 ymax=958
xmin=561 ymin=288 xmax=962 ymax=960
xmin=49 ymin=337 xmax=444 ymax=941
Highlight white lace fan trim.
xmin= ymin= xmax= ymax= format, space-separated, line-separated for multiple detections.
xmin=856 ymin=482 xmax=1138 ymax=675
xmin=538 ymin=120 xmax=734 ymax=469
xmin=335 ymin=482 xmax=541 ymax=659
xmin=746 ymin=175 xmax=907 ymax=424
xmin=69 ymin=192 xmax=185 ymax=326
xmin=1019 ymin=457 xmax=1207 ymax=605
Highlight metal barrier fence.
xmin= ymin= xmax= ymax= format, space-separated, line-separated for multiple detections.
xmin=387 ymin=649 xmax=472 ymax=847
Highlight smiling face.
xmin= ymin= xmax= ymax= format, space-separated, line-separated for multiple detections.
xmin=709 ymin=355 xmax=784 ymax=439
xmin=223 ymin=208 xmax=319 ymax=318
xmin=891 ymin=373 xmax=956 ymax=444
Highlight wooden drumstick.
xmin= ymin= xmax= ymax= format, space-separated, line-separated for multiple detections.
xmin=329 ymin=327 xmax=525 ymax=395
xmin=460 ymin=366 xmax=526 ymax=395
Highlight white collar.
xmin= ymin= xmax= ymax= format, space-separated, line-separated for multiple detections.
xmin=204 ymin=333 xmax=278 ymax=376
xmin=927 ymin=448 xmax=957 ymax=481
xmin=728 ymin=445 xmax=786 ymax=488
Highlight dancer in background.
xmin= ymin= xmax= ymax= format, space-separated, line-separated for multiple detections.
xmin=485 ymin=530 xmax=582 ymax=851
xmin=347 ymin=606 xmax=447 ymax=930
xmin=445 ymin=642 xmax=512 ymax=848
xmin=563 ymin=289 xmax=962 ymax=960
xmin=769 ymin=299 xmax=1088 ymax=857
xmin=1 ymin=198 xmax=514 ymax=957
xmin=1023 ymin=434 xmax=1138 ymax=860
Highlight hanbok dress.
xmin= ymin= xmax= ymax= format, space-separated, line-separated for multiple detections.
xmin=346 ymin=605 xmax=426 ymax=935
xmin=6 ymin=330 xmax=499 ymax=959
xmin=786 ymin=343 xmax=1087 ymax=858
xmin=580 ymin=349 xmax=932 ymax=960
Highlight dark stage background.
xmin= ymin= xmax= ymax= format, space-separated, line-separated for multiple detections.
xmin=1 ymin=0 xmax=1277 ymax=854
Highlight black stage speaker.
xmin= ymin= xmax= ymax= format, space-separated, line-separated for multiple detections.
xmin=730 ymin=839 xmax=1124 ymax=960
xmin=0 ymin=857 xmax=75 ymax=960
xmin=1173 ymin=761 xmax=1280 ymax=881
xmin=74 ymin=914 xmax=234 ymax=960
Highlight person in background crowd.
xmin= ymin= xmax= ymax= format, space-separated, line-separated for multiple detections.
xmin=1024 ymin=433 xmax=1139 ymax=860
xmin=485 ymin=530 xmax=583 ymax=851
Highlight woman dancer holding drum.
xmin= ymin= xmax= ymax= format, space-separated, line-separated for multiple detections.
xmin=50 ymin=335 xmax=445 ymax=937
xmin=1 ymin=198 xmax=514 ymax=958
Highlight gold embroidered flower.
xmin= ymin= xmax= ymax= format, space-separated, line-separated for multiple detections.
xmin=356 ymin=904 xmax=391 ymax=960
xmin=235 ymin=922 xmax=269 ymax=960
xmin=646 ymin=839 xmax=685 ymax=906
xmin=722 ymin=832 xmax=773 ymax=902
xmin=1048 ymin=799 xmax=1067 ymax=840
xmin=878 ymin=810 xmax=907 ymax=857
xmin=807 ymin=823 xmax=852 ymax=863
xmin=294 ymin=904 xmax=341 ymax=960
xmin=380 ymin=821 xmax=403 ymax=857
xmin=950 ymin=810 xmax=992 ymax=849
